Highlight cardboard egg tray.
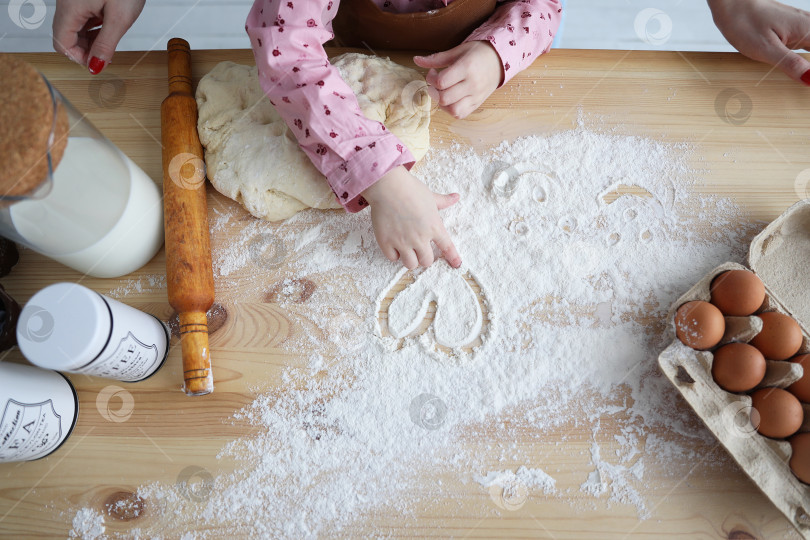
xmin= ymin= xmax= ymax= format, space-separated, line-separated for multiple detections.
xmin=658 ymin=200 xmax=810 ymax=538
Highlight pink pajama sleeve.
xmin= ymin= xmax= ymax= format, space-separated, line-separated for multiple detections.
xmin=466 ymin=0 xmax=563 ymax=86
xmin=245 ymin=0 xmax=415 ymax=212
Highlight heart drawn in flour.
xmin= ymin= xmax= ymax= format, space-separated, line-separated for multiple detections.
xmin=378 ymin=261 xmax=487 ymax=349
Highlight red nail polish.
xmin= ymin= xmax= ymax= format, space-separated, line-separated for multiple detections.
xmin=801 ymin=69 xmax=810 ymax=86
xmin=88 ymin=56 xmax=105 ymax=75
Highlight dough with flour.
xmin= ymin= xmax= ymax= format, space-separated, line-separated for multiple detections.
xmin=195 ymin=53 xmax=431 ymax=222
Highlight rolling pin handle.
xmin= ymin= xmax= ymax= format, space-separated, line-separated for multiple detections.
xmin=167 ymin=38 xmax=193 ymax=95
xmin=179 ymin=311 xmax=214 ymax=396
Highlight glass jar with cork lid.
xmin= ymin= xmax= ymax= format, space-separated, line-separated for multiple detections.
xmin=0 ymin=54 xmax=164 ymax=278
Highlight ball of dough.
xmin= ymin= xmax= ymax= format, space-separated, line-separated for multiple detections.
xmin=195 ymin=53 xmax=431 ymax=222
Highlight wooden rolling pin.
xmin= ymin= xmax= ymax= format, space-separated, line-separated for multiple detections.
xmin=161 ymin=38 xmax=215 ymax=396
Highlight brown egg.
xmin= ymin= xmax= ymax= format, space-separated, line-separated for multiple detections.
xmin=709 ymin=269 xmax=766 ymax=316
xmin=750 ymin=311 xmax=803 ymax=360
xmin=711 ymin=342 xmax=766 ymax=392
xmin=788 ymin=354 xmax=810 ymax=403
xmin=674 ymin=301 xmax=725 ymax=350
xmin=789 ymin=432 xmax=810 ymax=484
xmin=750 ymin=387 xmax=803 ymax=439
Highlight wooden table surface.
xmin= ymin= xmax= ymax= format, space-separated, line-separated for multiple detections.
xmin=1 ymin=47 xmax=809 ymax=539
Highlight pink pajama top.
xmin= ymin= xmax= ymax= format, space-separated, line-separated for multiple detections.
xmin=245 ymin=0 xmax=562 ymax=212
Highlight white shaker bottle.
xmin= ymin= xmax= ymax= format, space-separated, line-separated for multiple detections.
xmin=17 ymin=283 xmax=170 ymax=382
xmin=0 ymin=362 xmax=78 ymax=463
xmin=0 ymin=54 xmax=164 ymax=278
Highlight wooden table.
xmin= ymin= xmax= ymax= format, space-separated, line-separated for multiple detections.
xmin=1 ymin=47 xmax=809 ymax=539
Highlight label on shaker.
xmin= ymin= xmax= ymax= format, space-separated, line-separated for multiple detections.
xmin=0 ymin=399 xmax=64 ymax=462
xmin=77 ymin=331 xmax=161 ymax=381
xmin=75 ymin=296 xmax=169 ymax=382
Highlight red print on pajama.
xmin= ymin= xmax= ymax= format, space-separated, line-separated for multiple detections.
xmin=246 ymin=0 xmax=561 ymax=212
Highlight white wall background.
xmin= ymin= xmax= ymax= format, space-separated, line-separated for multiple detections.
xmin=0 ymin=0 xmax=807 ymax=54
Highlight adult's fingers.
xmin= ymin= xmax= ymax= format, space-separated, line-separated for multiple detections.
xmin=76 ymin=17 xmax=103 ymax=60
xmin=56 ymin=42 xmax=89 ymax=66
xmin=87 ymin=21 xmax=126 ymax=72
xmin=777 ymin=49 xmax=810 ymax=84
xmin=784 ymin=6 xmax=810 ymax=51
xmin=86 ymin=0 xmax=145 ymax=73
xmin=759 ymin=33 xmax=810 ymax=84
xmin=433 ymin=228 xmax=462 ymax=269
xmin=433 ymin=192 xmax=460 ymax=210
xmin=52 ymin=4 xmax=92 ymax=64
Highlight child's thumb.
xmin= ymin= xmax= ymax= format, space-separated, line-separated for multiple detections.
xmin=414 ymin=47 xmax=462 ymax=69
xmin=87 ymin=19 xmax=128 ymax=73
xmin=433 ymin=192 xmax=460 ymax=210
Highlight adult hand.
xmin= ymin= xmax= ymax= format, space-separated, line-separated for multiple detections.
xmin=52 ymin=0 xmax=145 ymax=74
xmin=362 ymin=166 xmax=462 ymax=270
xmin=708 ymin=0 xmax=810 ymax=84
xmin=414 ymin=40 xmax=503 ymax=119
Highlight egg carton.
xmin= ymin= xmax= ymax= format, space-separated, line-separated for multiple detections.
xmin=658 ymin=199 xmax=810 ymax=538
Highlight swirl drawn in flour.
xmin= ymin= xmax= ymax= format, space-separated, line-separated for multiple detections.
xmin=598 ymin=181 xmax=673 ymax=248
xmin=489 ymin=161 xmax=554 ymax=200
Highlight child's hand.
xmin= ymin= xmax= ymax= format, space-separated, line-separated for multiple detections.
xmin=362 ymin=166 xmax=462 ymax=270
xmin=52 ymin=0 xmax=145 ymax=73
xmin=414 ymin=41 xmax=503 ymax=119
xmin=708 ymin=0 xmax=810 ymax=85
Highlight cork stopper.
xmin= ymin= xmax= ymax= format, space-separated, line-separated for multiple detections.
xmin=0 ymin=54 xmax=69 ymax=198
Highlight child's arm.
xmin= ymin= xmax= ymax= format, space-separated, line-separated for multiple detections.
xmin=708 ymin=0 xmax=810 ymax=85
xmin=363 ymin=166 xmax=461 ymax=269
xmin=245 ymin=1 xmax=461 ymax=269
xmin=245 ymin=1 xmax=414 ymax=213
xmin=414 ymin=0 xmax=563 ymax=119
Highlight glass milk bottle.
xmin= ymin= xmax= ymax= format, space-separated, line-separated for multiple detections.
xmin=0 ymin=54 xmax=164 ymax=278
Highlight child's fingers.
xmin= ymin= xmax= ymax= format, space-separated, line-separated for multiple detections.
xmin=432 ymin=63 xmax=466 ymax=91
xmin=413 ymin=46 xmax=463 ymax=70
xmin=424 ymin=68 xmax=440 ymax=88
xmin=424 ymin=64 xmax=466 ymax=92
xmin=380 ymin=244 xmax=399 ymax=263
xmin=415 ymin=245 xmax=435 ymax=268
xmin=437 ymin=81 xmax=470 ymax=107
xmin=434 ymin=230 xmax=462 ymax=269
xmin=426 ymin=82 xmax=440 ymax=103
xmin=399 ymin=249 xmax=419 ymax=270
xmin=445 ymin=96 xmax=479 ymax=120
xmin=433 ymin=192 xmax=460 ymax=210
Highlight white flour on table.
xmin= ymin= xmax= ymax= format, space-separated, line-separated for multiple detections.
xmin=73 ymin=123 xmax=763 ymax=538
xmin=384 ymin=263 xmax=485 ymax=348
xmin=105 ymin=273 xmax=166 ymax=300
xmin=69 ymin=507 xmax=105 ymax=540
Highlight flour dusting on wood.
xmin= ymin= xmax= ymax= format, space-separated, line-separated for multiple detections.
xmin=71 ymin=124 xmax=760 ymax=538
